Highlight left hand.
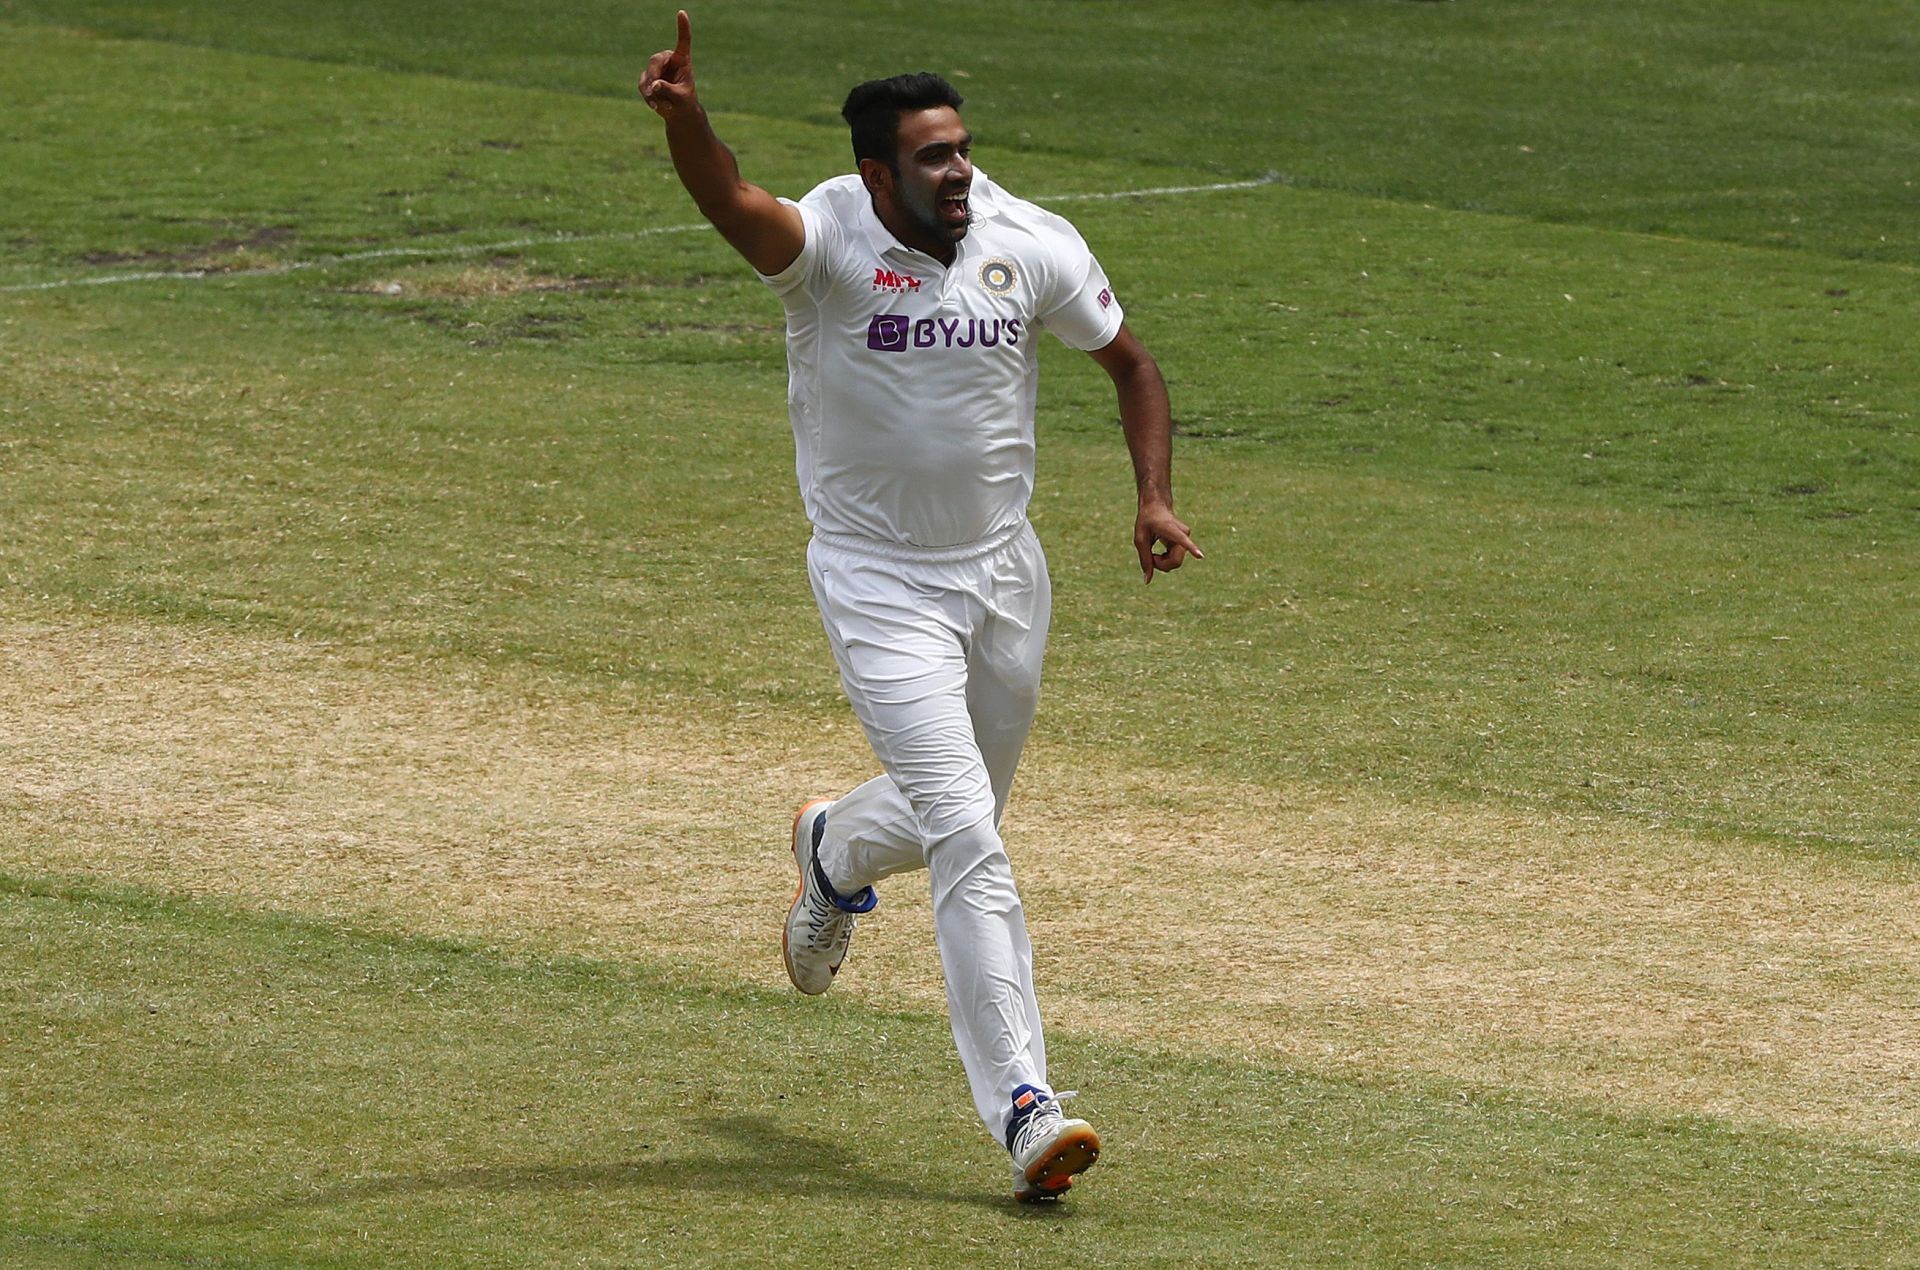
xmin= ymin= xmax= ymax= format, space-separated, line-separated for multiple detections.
xmin=1135 ymin=502 xmax=1203 ymax=584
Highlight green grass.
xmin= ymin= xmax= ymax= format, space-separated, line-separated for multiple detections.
xmin=3 ymin=20 xmax=1911 ymax=847
xmin=3 ymin=0 xmax=1919 ymax=1261
xmin=9 ymin=0 xmax=1919 ymax=262
xmin=6 ymin=874 xmax=1918 ymax=1266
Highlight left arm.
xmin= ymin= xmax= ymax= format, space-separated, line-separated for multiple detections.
xmin=1087 ymin=325 xmax=1204 ymax=583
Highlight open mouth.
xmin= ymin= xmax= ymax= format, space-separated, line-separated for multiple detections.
xmin=940 ymin=189 xmax=971 ymax=225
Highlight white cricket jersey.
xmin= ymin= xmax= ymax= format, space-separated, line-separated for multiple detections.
xmin=757 ymin=169 xmax=1124 ymax=550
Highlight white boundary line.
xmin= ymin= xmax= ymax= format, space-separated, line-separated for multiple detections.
xmin=1 ymin=175 xmax=1280 ymax=295
xmin=1041 ymin=175 xmax=1280 ymax=203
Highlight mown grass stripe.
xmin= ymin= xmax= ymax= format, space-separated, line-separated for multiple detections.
xmin=0 ymin=178 xmax=1286 ymax=294
xmin=6 ymin=870 xmax=1919 ymax=1265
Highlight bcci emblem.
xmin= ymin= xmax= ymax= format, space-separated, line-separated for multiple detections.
xmin=977 ymin=258 xmax=1018 ymax=296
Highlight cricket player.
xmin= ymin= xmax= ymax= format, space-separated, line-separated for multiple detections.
xmin=639 ymin=10 xmax=1201 ymax=1202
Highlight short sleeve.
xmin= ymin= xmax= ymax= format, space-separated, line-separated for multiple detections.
xmin=1037 ymin=243 xmax=1124 ymax=351
xmin=757 ymin=199 xmax=833 ymax=299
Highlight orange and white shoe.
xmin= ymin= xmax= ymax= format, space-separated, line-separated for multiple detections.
xmin=1007 ymin=1085 xmax=1100 ymax=1203
xmin=782 ymin=799 xmax=877 ymax=995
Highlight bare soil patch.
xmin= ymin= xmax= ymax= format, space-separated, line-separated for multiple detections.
xmin=342 ymin=263 xmax=625 ymax=299
xmin=79 ymin=225 xmax=297 ymax=270
xmin=4 ymin=616 xmax=1916 ymax=1146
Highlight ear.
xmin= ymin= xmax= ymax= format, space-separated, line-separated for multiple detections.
xmin=857 ymin=157 xmax=894 ymax=198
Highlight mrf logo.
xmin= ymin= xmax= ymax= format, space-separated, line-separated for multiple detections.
xmin=872 ymin=266 xmax=922 ymax=294
xmin=867 ymin=313 xmax=1023 ymax=352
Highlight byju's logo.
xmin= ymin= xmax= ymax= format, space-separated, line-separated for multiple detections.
xmin=866 ymin=313 xmax=1023 ymax=354
xmin=867 ymin=313 xmax=910 ymax=351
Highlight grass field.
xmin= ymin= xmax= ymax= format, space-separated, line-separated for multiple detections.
xmin=3 ymin=0 xmax=1917 ymax=1263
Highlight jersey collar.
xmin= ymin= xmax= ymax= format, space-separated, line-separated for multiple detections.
xmin=856 ymin=184 xmax=984 ymax=267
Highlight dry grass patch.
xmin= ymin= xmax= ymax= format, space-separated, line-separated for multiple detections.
xmin=1016 ymin=774 xmax=1920 ymax=1143
xmin=77 ymin=225 xmax=299 ymax=274
xmin=4 ymin=615 xmax=1917 ymax=1148
xmin=343 ymin=262 xmax=621 ymax=299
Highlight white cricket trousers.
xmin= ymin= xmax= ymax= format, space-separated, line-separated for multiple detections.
xmin=806 ymin=520 xmax=1052 ymax=1141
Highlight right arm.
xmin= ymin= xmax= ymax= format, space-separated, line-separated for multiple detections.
xmin=639 ymin=10 xmax=805 ymax=277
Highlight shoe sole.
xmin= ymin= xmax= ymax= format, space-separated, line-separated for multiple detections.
xmin=1022 ymin=1124 xmax=1101 ymax=1194
xmin=782 ymin=798 xmax=834 ymax=995
xmin=1014 ymin=1173 xmax=1075 ymax=1204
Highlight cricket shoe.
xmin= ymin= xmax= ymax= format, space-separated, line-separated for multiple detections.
xmin=1006 ymin=1084 xmax=1100 ymax=1203
xmin=782 ymin=799 xmax=877 ymax=995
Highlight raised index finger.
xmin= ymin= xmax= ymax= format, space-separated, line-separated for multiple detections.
xmin=675 ymin=9 xmax=691 ymax=57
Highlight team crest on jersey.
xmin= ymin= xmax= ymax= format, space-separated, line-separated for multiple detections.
xmin=977 ymin=258 xmax=1018 ymax=296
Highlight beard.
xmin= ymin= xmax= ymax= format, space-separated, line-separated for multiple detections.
xmin=900 ymin=178 xmax=975 ymax=244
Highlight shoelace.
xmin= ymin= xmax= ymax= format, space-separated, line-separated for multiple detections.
xmin=1011 ymin=1090 xmax=1080 ymax=1156
xmin=802 ymin=888 xmax=854 ymax=943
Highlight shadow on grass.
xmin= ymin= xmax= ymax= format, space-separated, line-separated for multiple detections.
xmin=211 ymin=1114 xmax=1045 ymax=1221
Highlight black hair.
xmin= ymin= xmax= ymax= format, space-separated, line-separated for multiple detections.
xmin=840 ymin=73 xmax=965 ymax=170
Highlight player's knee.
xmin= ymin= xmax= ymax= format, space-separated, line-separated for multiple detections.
xmin=926 ymin=817 xmax=1018 ymax=912
xmin=904 ymin=776 xmax=997 ymax=846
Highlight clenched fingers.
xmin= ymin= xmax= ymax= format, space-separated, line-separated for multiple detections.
xmin=1135 ymin=512 xmax=1204 ymax=584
